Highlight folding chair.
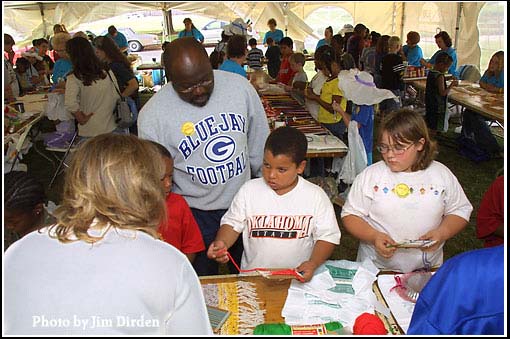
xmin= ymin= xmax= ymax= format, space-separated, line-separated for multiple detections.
xmin=7 ymin=114 xmax=44 ymax=172
xmin=47 ymin=123 xmax=80 ymax=188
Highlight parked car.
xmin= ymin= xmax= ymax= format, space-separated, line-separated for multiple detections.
xmin=201 ymin=20 xmax=229 ymax=44
xmin=100 ymin=28 xmax=159 ymax=52
xmin=201 ymin=20 xmax=261 ymax=44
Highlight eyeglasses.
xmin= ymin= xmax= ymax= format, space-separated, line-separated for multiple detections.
xmin=175 ymin=79 xmax=213 ymax=94
xmin=376 ymin=143 xmax=415 ymax=155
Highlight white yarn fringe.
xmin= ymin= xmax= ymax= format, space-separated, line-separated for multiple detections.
xmin=237 ymin=281 xmax=266 ymax=334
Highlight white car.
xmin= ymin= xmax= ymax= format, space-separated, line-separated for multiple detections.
xmin=201 ymin=20 xmax=229 ymax=44
xmin=201 ymin=20 xmax=261 ymax=44
xmin=100 ymin=28 xmax=159 ymax=52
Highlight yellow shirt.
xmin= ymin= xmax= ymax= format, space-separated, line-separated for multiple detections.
xmin=318 ymin=78 xmax=347 ymax=124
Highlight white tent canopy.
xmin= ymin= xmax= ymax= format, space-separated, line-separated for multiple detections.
xmin=2 ymin=1 xmax=499 ymax=69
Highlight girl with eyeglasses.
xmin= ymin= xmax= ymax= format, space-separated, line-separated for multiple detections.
xmin=341 ymin=109 xmax=473 ymax=273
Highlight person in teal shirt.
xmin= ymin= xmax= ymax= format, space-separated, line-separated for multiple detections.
xmin=263 ymin=18 xmax=284 ymax=46
xmin=218 ymin=35 xmax=247 ymax=78
xmin=315 ymin=26 xmax=333 ymax=51
xmin=106 ymin=25 xmax=128 ymax=55
xmin=420 ymin=31 xmax=458 ymax=78
xmin=479 ymin=50 xmax=504 ymax=91
xmin=402 ymin=31 xmax=423 ymax=67
xmin=178 ymin=18 xmax=204 ymax=43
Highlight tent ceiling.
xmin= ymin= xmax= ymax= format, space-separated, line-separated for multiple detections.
xmin=3 ymin=1 xmax=492 ymax=69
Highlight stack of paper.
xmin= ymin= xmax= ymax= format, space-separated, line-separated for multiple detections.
xmin=281 ymin=259 xmax=380 ymax=332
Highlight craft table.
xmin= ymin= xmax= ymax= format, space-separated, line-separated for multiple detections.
xmin=408 ymin=79 xmax=504 ymax=124
xmin=260 ymin=93 xmax=348 ymax=158
xmin=201 ymin=273 xmax=289 ymax=323
xmin=200 ymin=273 xmax=404 ymax=335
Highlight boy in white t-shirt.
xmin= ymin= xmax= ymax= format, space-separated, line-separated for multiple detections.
xmin=207 ymin=127 xmax=341 ymax=282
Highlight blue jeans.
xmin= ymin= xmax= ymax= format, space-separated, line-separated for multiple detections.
xmin=191 ymin=208 xmax=244 ymax=276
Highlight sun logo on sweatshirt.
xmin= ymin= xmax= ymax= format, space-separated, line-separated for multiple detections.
xmin=181 ymin=122 xmax=195 ymax=136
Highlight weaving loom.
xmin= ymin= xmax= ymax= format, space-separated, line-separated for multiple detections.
xmin=202 ymin=281 xmax=265 ymax=334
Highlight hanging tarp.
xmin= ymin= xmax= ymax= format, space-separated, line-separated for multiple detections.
xmin=1 ymin=1 xmax=499 ymax=70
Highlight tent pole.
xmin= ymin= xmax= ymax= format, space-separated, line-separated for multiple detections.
xmin=454 ymin=2 xmax=463 ymax=50
xmin=38 ymin=2 xmax=47 ymax=39
xmin=400 ymin=2 xmax=406 ymax=42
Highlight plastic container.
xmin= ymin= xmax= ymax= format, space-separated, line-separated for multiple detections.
xmin=253 ymin=321 xmax=343 ymax=335
xmin=152 ymin=70 xmax=162 ymax=86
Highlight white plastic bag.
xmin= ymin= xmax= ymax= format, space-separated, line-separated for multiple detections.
xmin=46 ymin=92 xmax=73 ymax=121
xmin=338 ymin=121 xmax=367 ymax=185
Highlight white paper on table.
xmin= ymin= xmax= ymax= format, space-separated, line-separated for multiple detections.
xmin=281 ymin=259 xmax=379 ymax=331
xmin=376 ymin=274 xmax=416 ymax=334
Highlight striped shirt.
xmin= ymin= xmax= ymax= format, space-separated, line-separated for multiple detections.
xmin=247 ymin=47 xmax=264 ymax=70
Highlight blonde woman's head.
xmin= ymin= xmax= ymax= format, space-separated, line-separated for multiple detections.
xmin=488 ymin=50 xmax=504 ymax=75
xmin=52 ymin=32 xmax=72 ymax=58
xmin=388 ymin=36 xmax=401 ymax=52
xmin=52 ymin=134 xmax=166 ymax=243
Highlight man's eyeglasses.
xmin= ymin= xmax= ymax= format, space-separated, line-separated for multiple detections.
xmin=376 ymin=143 xmax=414 ymax=155
xmin=175 ymin=79 xmax=213 ymax=94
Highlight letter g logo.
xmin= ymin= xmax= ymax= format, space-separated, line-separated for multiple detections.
xmin=204 ymin=135 xmax=236 ymax=163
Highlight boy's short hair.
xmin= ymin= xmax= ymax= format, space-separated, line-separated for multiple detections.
xmin=267 ymin=18 xmax=277 ymax=26
xmin=388 ymin=36 xmax=401 ymax=49
xmin=266 ymin=37 xmax=274 ymax=45
xmin=435 ymin=51 xmax=453 ymax=65
xmin=264 ymin=126 xmax=307 ymax=165
xmin=407 ymin=31 xmax=420 ymax=45
xmin=148 ymin=140 xmax=172 ymax=159
xmin=289 ymin=52 xmax=305 ymax=66
xmin=248 ymin=38 xmax=257 ymax=47
xmin=279 ymin=37 xmax=293 ymax=48
xmin=226 ymin=34 xmax=247 ymax=58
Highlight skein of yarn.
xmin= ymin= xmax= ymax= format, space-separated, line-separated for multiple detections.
xmin=353 ymin=312 xmax=387 ymax=335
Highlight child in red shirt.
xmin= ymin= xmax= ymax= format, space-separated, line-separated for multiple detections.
xmin=276 ymin=36 xmax=297 ymax=86
xmin=150 ymin=141 xmax=205 ymax=262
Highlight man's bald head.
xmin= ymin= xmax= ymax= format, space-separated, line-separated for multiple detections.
xmin=164 ymin=37 xmax=214 ymax=107
xmin=164 ymin=37 xmax=210 ymax=78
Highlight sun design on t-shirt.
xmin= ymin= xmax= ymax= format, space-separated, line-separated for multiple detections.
xmin=393 ymin=183 xmax=411 ymax=198
xmin=181 ymin=122 xmax=195 ymax=136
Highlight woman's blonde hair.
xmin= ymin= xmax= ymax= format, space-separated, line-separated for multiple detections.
xmin=378 ymin=109 xmax=437 ymax=171
xmin=50 ymin=134 xmax=166 ymax=243
xmin=52 ymin=32 xmax=71 ymax=51
xmin=488 ymin=50 xmax=504 ymax=76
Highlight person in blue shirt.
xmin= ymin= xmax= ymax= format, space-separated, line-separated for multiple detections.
xmin=263 ymin=18 xmax=284 ymax=46
xmin=460 ymin=50 xmax=503 ymax=159
xmin=407 ymin=245 xmax=504 ymax=335
xmin=106 ymin=26 xmax=129 ymax=55
xmin=50 ymin=32 xmax=73 ymax=88
xmin=420 ymin=31 xmax=458 ymax=78
xmin=315 ymin=26 xmax=333 ymax=51
xmin=178 ymin=18 xmax=204 ymax=44
xmin=402 ymin=31 xmax=423 ymax=67
xmin=479 ymin=50 xmax=504 ymax=93
xmin=218 ymin=35 xmax=247 ymax=78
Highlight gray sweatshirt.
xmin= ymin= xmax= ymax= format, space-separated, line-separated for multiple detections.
xmin=138 ymin=70 xmax=270 ymax=210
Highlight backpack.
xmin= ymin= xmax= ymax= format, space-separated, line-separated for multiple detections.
xmin=457 ymin=135 xmax=491 ymax=163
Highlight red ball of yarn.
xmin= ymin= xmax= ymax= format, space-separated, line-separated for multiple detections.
xmin=353 ymin=312 xmax=387 ymax=335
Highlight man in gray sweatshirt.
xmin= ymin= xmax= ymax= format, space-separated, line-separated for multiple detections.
xmin=138 ymin=37 xmax=270 ymax=275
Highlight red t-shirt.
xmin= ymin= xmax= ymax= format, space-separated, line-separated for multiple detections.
xmin=158 ymin=193 xmax=205 ymax=254
xmin=476 ymin=176 xmax=504 ymax=248
xmin=277 ymin=55 xmax=297 ymax=86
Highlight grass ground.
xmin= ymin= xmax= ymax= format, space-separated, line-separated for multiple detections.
xmin=20 ymin=99 xmax=504 ymax=264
